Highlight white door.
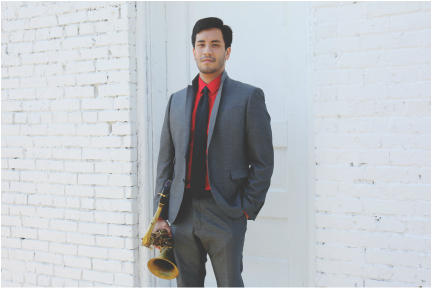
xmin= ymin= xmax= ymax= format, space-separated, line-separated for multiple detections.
xmin=140 ymin=1 xmax=314 ymax=287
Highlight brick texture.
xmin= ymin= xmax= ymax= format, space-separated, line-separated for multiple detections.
xmin=312 ymin=1 xmax=431 ymax=287
xmin=1 ymin=1 xmax=139 ymax=287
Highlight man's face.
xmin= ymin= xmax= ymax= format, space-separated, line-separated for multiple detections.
xmin=193 ymin=27 xmax=231 ymax=75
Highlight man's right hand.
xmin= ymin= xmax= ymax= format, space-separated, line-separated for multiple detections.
xmin=152 ymin=219 xmax=172 ymax=250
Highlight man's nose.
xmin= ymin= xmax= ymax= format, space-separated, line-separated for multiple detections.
xmin=203 ymin=44 xmax=212 ymax=54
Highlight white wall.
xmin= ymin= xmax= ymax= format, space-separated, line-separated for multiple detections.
xmin=1 ymin=1 xmax=139 ymax=286
xmin=311 ymin=1 xmax=431 ymax=287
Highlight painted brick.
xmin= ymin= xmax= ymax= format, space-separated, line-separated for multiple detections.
xmin=50 ymin=50 xmax=80 ymax=63
xmin=78 ymin=222 xmax=108 ymax=235
xmin=9 ymin=248 xmax=35 ymax=262
xmin=22 ymin=239 xmax=49 ymax=252
xmin=29 ymin=16 xmax=57 ymax=29
xmin=112 ymin=122 xmax=136 ymax=135
xmin=46 ymin=75 xmax=76 ymax=87
xmin=52 ymin=148 xmax=81 ymax=160
xmin=22 ymin=217 xmax=50 ymax=229
xmin=88 ymin=7 xmax=119 ymax=21
xmin=49 ymin=242 xmax=78 ymax=256
xmin=62 ymin=36 xmax=93 ymax=49
xmin=78 ymin=173 xmax=109 ymax=185
xmin=108 ymin=224 xmax=136 ymax=237
xmin=114 ymin=273 xmax=135 ymax=286
xmin=97 ymin=58 xmax=134 ymax=71
xmin=312 ymin=1 xmax=431 ymax=286
xmin=35 ymin=252 xmax=62 ymax=265
xmin=109 ymin=248 xmax=136 ymax=262
xmin=2 ymin=19 xmax=29 ymax=31
xmin=34 ymin=40 xmax=60 ymax=52
xmin=91 ymin=136 xmax=122 ymax=148
xmin=82 ymin=269 xmax=113 ymax=284
xmin=80 ymin=198 xmax=95 ymax=210
xmin=94 ymin=211 xmax=125 ymax=224
xmin=76 ymin=123 xmax=110 ymax=136
xmin=95 ymin=187 xmax=124 ymax=199
xmin=95 ymin=33 xmax=129 ymax=47
xmin=58 ymin=11 xmax=87 ymax=26
xmin=65 ymin=208 xmax=94 ymax=222
xmin=47 ymin=172 xmax=77 ymax=185
xmin=92 ymin=258 xmax=122 ymax=273
xmin=50 ymin=219 xmax=78 ymax=232
xmin=50 ymin=277 xmax=77 ymax=287
xmin=76 ymin=72 xmax=107 ymax=85
xmin=79 ymin=23 xmax=95 ymax=35
xmin=65 ymin=25 xmax=78 ymax=37
xmin=364 ymin=1 xmax=420 ymax=17
xmin=53 ymin=266 xmax=81 ymax=280
xmin=78 ymin=245 xmax=108 ymax=259
xmin=64 ymin=255 xmax=91 ymax=269
xmin=66 ymin=232 xmax=96 ymax=246
xmin=2 ymin=237 xmax=22 ymax=249
xmin=81 ymin=98 xmax=114 ymax=110
xmin=37 ymin=274 xmax=51 ymax=286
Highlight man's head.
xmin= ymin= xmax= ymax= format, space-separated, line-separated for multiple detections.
xmin=191 ymin=17 xmax=232 ymax=76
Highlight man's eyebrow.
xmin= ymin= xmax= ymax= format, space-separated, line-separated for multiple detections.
xmin=197 ymin=40 xmax=221 ymax=43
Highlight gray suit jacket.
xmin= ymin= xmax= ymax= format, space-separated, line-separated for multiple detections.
xmin=153 ymin=69 xmax=274 ymax=223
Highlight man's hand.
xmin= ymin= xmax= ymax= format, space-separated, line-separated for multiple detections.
xmin=152 ymin=219 xmax=171 ymax=250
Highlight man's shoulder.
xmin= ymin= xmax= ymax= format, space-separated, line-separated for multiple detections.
xmin=226 ymin=77 xmax=261 ymax=95
xmin=171 ymin=86 xmax=188 ymax=99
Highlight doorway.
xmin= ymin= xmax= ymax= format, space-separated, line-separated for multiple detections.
xmin=137 ymin=1 xmax=315 ymax=287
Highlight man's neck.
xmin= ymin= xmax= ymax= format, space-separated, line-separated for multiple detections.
xmin=199 ymin=68 xmax=224 ymax=84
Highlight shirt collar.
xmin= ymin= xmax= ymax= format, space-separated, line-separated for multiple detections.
xmin=198 ymin=72 xmax=223 ymax=95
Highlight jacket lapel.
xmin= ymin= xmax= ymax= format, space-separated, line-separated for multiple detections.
xmin=207 ymin=70 xmax=228 ymax=149
xmin=184 ymin=73 xmax=199 ymax=157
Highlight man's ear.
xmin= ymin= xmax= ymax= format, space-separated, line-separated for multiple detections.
xmin=193 ymin=47 xmax=196 ymax=60
xmin=225 ymin=47 xmax=231 ymax=60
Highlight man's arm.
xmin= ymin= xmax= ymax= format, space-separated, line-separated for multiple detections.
xmin=153 ymin=93 xmax=175 ymax=220
xmin=242 ymin=87 xmax=274 ymax=220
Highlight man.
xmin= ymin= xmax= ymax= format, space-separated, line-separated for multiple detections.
xmin=151 ymin=17 xmax=274 ymax=287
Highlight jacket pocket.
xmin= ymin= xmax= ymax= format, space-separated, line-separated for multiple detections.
xmin=230 ymin=167 xmax=249 ymax=180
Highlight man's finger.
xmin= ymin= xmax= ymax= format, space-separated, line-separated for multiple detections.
xmin=166 ymin=227 xmax=172 ymax=237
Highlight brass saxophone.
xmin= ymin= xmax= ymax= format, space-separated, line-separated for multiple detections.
xmin=142 ymin=180 xmax=179 ymax=280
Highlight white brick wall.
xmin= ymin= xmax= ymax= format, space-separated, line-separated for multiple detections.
xmin=2 ymin=1 xmax=139 ymax=287
xmin=312 ymin=1 xmax=431 ymax=287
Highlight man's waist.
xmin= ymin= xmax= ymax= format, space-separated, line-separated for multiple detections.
xmin=184 ymin=187 xmax=213 ymax=199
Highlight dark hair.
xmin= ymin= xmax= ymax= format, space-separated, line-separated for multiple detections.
xmin=191 ymin=17 xmax=232 ymax=50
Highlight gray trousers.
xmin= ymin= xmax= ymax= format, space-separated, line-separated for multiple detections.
xmin=171 ymin=189 xmax=248 ymax=287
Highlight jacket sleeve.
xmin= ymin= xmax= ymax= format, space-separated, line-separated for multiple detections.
xmin=153 ymin=93 xmax=175 ymax=220
xmin=242 ymin=87 xmax=274 ymax=220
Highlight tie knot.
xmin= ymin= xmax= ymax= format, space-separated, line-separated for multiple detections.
xmin=202 ymin=86 xmax=210 ymax=94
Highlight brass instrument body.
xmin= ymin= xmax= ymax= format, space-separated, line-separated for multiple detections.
xmin=142 ymin=180 xmax=171 ymax=248
xmin=142 ymin=180 xmax=179 ymax=280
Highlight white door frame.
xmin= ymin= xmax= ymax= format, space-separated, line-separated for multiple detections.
xmin=136 ymin=1 xmax=316 ymax=287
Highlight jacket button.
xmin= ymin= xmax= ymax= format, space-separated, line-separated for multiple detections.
xmin=183 ymin=179 xmax=185 ymax=183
